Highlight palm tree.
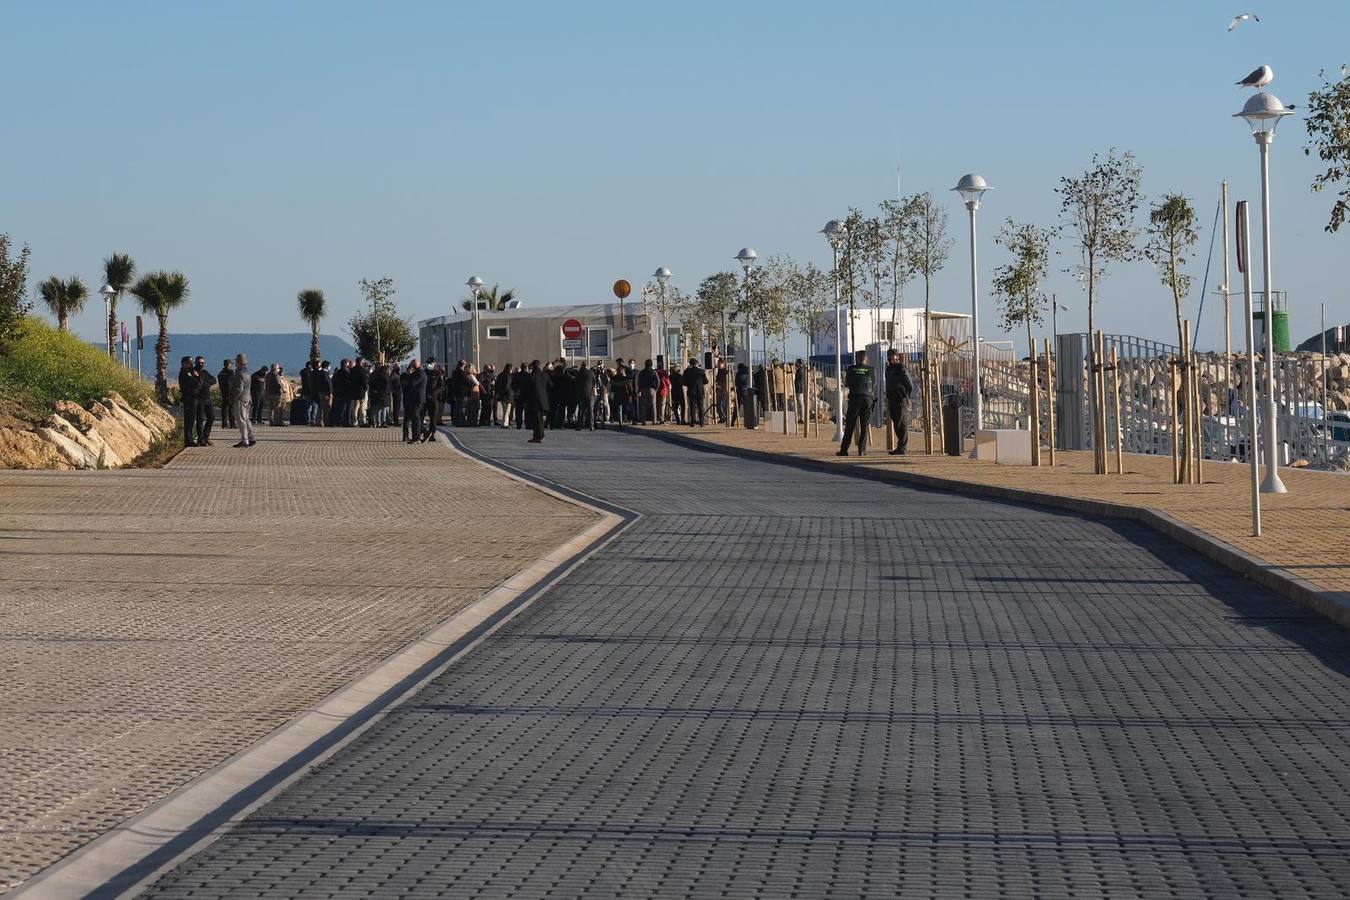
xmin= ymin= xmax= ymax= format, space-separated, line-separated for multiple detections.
xmin=460 ymin=284 xmax=517 ymax=312
xmin=38 ymin=275 xmax=89 ymax=332
xmin=296 ymin=288 xmax=326 ymax=363
xmin=102 ymin=253 xmax=135 ymax=358
xmin=131 ymin=271 xmax=190 ymax=404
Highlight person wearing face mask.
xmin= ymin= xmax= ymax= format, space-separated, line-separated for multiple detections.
xmin=192 ymin=356 xmax=217 ymax=446
xmin=177 ymin=356 xmax=200 ymax=447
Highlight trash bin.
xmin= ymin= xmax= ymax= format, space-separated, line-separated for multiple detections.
xmin=741 ymin=390 xmax=759 ymax=429
xmin=942 ymin=396 xmax=962 ymax=456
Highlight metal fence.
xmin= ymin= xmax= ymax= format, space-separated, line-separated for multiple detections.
xmin=1055 ymin=332 xmax=1349 ymax=471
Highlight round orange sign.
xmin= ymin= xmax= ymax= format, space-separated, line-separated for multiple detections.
xmin=612 ymin=279 xmax=631 ymax=300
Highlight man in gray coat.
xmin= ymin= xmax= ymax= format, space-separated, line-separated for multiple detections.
xmin=230 ymin=353 xmax=256 ymax=448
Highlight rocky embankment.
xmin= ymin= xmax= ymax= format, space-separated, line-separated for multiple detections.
xmin=0 ymin=392 xmax=177 ymax=469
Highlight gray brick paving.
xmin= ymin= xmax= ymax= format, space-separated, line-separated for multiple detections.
xmin=142 ymin=427 xmax=1350 ymax=898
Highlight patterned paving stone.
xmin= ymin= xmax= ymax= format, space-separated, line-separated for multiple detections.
xmin=142 ymin=427 xmax=1350 ymax=899
xmin=0 ymin=427 xmax=594 ymax=891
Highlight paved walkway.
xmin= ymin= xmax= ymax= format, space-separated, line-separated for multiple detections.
xmin=667 ymin=422 xmax=1350 ymax=602
xmin=0 ymin=427 xmax=594 ymax=891
xmin=144 ymin=427 xmax=1350 ymax=899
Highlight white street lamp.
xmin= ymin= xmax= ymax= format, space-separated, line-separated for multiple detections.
xmin=735 ymin=248 xmax=758 ymax=428
xmin=953 ymin=174 xmax=991 ymax=435
xmin=466 ymin=275 xmax=484 ymax=371
xmin=820 ymin=220 xmax=847 ymax=442
xmin=1050 ymin=294 xmax=1069 ymax=338
xmin=1234 ymin=89 xmax=1292 ymax=494
xmin=654 ymin=267 xmax=672 ymax=364
xmin=98 ymin=284 xmax=116 ymax=359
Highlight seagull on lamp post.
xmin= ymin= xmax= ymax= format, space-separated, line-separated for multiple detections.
xmin=1227 ymin=12 xmax=1259 ymax=31
xmin=1237 ymin=65 xmax=1274 ymax=91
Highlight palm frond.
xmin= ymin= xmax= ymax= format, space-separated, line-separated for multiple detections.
xmin=129 ymin=274 xmax=163 ymax=313
xmin=130 ymin=271 xmax=189 ymax=313
xmin=103 ymin=253 xmax=135 ymax=292
xmin=160 ymin=271 xmax=190 ymax=309
xmin=297 ymin=288 xmax=326 ymax=321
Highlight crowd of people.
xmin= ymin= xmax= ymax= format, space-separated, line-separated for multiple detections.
xmin=174 ymin=348 xmax=915 ymax=454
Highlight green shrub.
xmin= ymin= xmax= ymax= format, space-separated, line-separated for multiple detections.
xmin=0 ymin=317 xmax=153 ymax=410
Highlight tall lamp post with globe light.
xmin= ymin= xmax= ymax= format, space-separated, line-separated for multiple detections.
xmin=653 ymin=266 xmax=672 ymax=363
xmin=735 ymin=248 xmax=758 ymax=430
xmin=952 ymin=174 xmax=991 ymax=435
xmin=98 ymin=284 xmax=116 ymax=359
xmin=735 ymin=248 xmax=758 ymax=367
xmin=466 ymin=275 xmax=484 ymax=371
xmin=1234 ymin=89 xmax=1291 ymax=494
xmin=820 ymin=219 xmax=847 ymax=442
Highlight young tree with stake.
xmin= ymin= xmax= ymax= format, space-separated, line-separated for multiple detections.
xmin=992 ymin=220 xmax=1052 ymax=363
xmin=904 ymin=193 xmax=952 ymax=452
xmin=1143 ymin=193 xmax=1199 ymax=352
xmin=1055 ymin=149 xmax=1142 ymax=339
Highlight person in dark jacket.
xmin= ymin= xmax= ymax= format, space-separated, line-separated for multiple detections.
xmin=249 ymin=366 xmax=268 ymax=424
xmin=217 ymin=360 xmax=235 ymax=429
xmin=369 ymin=363 xmax=391 ymax=428
xmin=511 ymin=363 xmax=530 ymax=429
xmin=424 ymin=359 xmax=446 ymax=427
xmin=299 ymin=362 xmax=314 ymax=425
xmin=400 ymin=360 xmax=428 ymax=444
xmin=683 ymin=359 xmax=708 ymax=427
xmin=330 ymin=360 xmax=348 ymax=426
xmin=479 ymin=365 xmax=497 ymax=426
xmin=388 ymin=362 xmax=402 ymax=426
xmin=668 ymin=364 xmax=686 ymax=425
xmin=838 ymin=350 xmax=875 ymax=456
xmin=192 ymin=357 xmax=216 ymax=446
xmin=548 ymin=361 xmax=569 ymax=429
xmin=449 ymin=360 xmax=468 ymax=425
xmin=177 ymin=356 xmax=200 ymax=446
xmin=574 ymin=363 xmax=595 ymax=430
xmin=637 ymin=361 xmax=658 ymax=425
xmin=883 ymin=348 xmax=915 ymax=454
xmin=610 ymin=361 xmax=633 ymax=426
xmin=316 ymin=361 xmax=333 ymax=428
xmin=494 ymin=363 xmax=513 ymax=427
xmin=523 ymin=360 xmax=550 ymax=442
xmin=753 ymin=364 xmax=769 ymax=421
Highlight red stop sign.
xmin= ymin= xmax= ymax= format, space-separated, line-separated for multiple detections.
xmin=562 ymin=318 xmax=584 ymax=340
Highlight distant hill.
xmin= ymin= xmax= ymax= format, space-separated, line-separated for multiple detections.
xmin=147 ymin=333 xmax=359 ymax=373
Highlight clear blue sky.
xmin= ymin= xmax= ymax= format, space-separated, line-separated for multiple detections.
xmin=4 ymin=0 xmax=1347 ymax=351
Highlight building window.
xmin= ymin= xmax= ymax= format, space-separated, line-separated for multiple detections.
xmin=486 ymin=325 xmax=509 ymax=340
xmin=877 ymin=320 xmax=895 ymax=341
xmin=588 ymin=326 xmax=611 ymax=359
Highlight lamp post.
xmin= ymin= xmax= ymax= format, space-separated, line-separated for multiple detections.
xmin=1234 ymin=90 xmax=1292 ymax=494
xmin=821 ymin=220 xmax=847 ymax=442
xmin=98 ymin=284 xmax=116 ymax=358
xmin=466 ymin=275 xmax=484 ymax=371
xmin=1050 ymin=294 xmax=1069 ymax=339
xmin=736 ymin=248 xmax=758 ymax=430
xmin=654 ymin=266 xmax=672 ymax=364
xmin=952 ymin=174 xmax=991 ymax=434
xmin=735 ymin=248 xmax=757 ymax=367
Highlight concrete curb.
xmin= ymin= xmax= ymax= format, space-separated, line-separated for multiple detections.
xmin=632 ymin=428 xmax=1350 ymax=631
xmin=7 ymin=434 xmax=633 ymax=900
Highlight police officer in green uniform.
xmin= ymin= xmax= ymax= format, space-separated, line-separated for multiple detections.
xmin=837 ymin=350 xmax=875 ymax=456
